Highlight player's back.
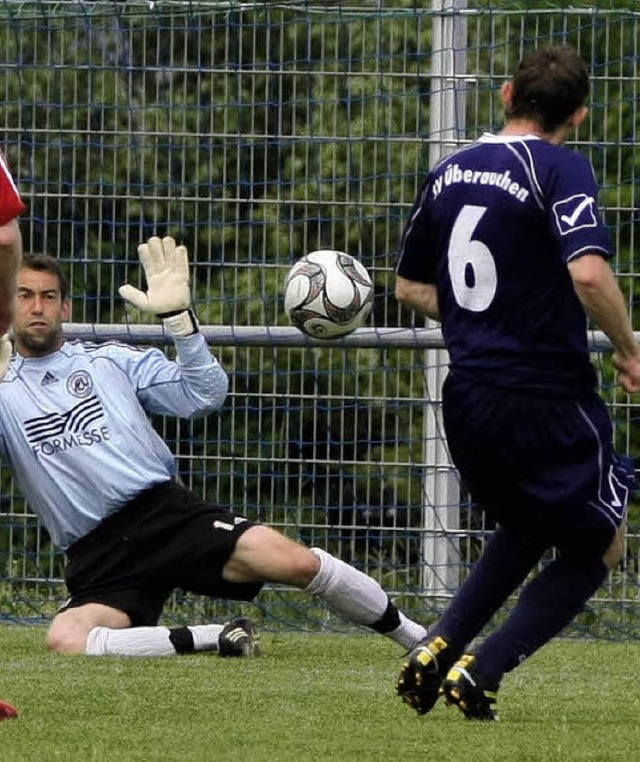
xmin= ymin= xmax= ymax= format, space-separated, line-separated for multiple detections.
xmin=398 ymin=133 xmax=610 ymax=395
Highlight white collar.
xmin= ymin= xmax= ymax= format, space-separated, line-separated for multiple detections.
xmin=478 ymin=132 xmax=542 ymax=143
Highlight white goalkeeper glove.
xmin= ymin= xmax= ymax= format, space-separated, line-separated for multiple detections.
xmin=0 ymin=334 xmax=12 ymax=381
xmin=118 ymin=236 xmax=199 ymax=337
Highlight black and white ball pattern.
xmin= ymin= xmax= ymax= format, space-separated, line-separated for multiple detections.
xmin=284 ymin=250 xmax=373 ymax=339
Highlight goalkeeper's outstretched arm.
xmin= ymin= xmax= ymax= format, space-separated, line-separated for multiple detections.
xmin=119 ymin=235 xmax=229 ymax=417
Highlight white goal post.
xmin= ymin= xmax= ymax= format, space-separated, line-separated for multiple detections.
xmin=420 ymin=0 xmax=468 ymax=597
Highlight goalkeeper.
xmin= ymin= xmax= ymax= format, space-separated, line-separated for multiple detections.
xmin=0 ymin=239 xmax=427 ymax=659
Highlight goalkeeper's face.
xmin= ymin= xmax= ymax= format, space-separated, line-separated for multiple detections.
xmin=13 ymin=267 xmax=70 ymax=357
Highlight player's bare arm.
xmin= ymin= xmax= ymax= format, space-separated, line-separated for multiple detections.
xmin=568 ymin=253 xmax=640 ymax=393
xmin=0 ymin=147 xmax=27 ymax=336
xmin=395 ymin=275 xmax=440 ymax=321
xmin=0 ymin=219 xmax=22 ymax=335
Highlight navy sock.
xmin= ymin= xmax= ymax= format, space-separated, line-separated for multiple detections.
xmin=475 ymin=554 xmax=608 ymax=684
xmin=431 ymin=525 xmax=545 ymax=658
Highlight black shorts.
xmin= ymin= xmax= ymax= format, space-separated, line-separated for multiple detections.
xmin=442 ymin=373 xmax=636 ymax=558
xmin=61 ymin=481 xmax=263 ymax=626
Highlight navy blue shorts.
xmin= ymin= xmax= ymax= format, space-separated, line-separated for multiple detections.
xmin=442 ymin=374 xmax=636 ymax=558
xmin=61 ymin=481 xmax=263 ymax=626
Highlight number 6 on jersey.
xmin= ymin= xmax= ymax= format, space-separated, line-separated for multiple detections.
xmin=448 ymin=205 xmax=497 ymax=312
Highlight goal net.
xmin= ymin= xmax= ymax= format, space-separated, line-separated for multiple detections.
xmin=0 ymin=0 xmax=637 ymax=637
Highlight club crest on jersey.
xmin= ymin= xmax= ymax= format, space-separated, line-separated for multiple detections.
xmin=66 ymin=370 xmax=93 ymax=398
xmin=553 ymin=194 xmax=596 ymax=235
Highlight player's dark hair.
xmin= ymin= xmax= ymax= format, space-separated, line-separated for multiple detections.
xmin=506 ymin=45 xmax=589 ymax=132
xmin=21 ymin=252 xmax=69 ymax=302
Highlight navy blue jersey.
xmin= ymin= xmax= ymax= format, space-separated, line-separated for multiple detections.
xmin=396 ymin=133 xmax=611 ymax=394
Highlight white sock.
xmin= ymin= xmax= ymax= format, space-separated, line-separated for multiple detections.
xmin=189 ymin=624 xmax=225 ymax=652
xmin=85 ymin=624 xmax=225 ymax=657
xmin=391 ymin=612 xmax=429 ymax=651
xmin=305 ymin=547 xmax=427 ymax=649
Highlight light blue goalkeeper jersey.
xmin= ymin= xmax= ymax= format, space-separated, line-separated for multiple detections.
xmin=0 ymin=333 xmax=229 ymax=550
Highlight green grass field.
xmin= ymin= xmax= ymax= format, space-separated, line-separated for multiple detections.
xmin=0 ymin=625 xmax=638 ymax=761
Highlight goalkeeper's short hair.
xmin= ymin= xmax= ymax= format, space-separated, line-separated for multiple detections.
xmin=21 ymin=252 xmax=69 ymax=301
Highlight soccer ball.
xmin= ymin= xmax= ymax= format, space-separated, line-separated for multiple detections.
xmin=284 ymin=250 xmax=373 ymax=339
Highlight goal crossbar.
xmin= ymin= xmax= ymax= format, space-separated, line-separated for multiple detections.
xmin=63 ymin=324 xmax=625 ymax=351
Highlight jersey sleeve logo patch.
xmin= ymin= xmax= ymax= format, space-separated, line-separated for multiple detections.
xmin=552 ymin=194 xmax=596 ymax=235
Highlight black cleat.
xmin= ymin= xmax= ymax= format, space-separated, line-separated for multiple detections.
xmin=396 ymin=636 xmax=451 ymax=715
xmin=218 ymin=617 xmax=261 ymax=657
xmin=440 ymin=654 xmax=498 ymax=721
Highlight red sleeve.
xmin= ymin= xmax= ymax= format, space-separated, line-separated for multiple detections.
xmin=0 ymin=150 xmax=26 ymax=226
